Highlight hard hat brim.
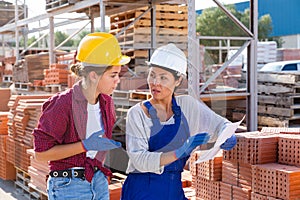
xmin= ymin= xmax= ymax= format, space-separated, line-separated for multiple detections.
xmin=112 ymin=55 xmax=131 ymax=66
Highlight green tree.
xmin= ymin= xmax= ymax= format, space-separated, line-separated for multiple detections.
xmin=55 ymin=31 xmax=74 ymax=47
xmin=72 ymin=28 xmax=104 ymax=47
xmin=73 ymin=30 xmax=91 ymax=47
xmin=196 ymin=5 xmax=274 ymax=62
xmin=19 ymin=35 xmax=38 ymax=47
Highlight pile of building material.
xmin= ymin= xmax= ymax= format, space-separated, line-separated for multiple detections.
xmin=43 ymin=63 xmax=69 ymax=85
xmin=257 ymin=71 xmax=300 ymax=127
xmin=109 ymin=4 xmax=188 ymax=76
xmin=190 ymin=129 xmax=300 ymax=199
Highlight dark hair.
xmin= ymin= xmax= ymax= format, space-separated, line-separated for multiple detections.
xmin=70 ymin=63 xmax=112 ymax=77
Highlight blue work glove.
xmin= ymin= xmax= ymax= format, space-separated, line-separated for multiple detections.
xmin=175 ymin=133 xmax=210 ymax=159
xmin=82 ymin=130 xmax=121 ymax=152
xmin=220 ymin=135 xmax=237 ymax=151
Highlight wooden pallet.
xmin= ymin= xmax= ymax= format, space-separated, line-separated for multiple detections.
xmin=258 ymin=83 xmax=300 ymax=95
xmin=257 ymin=71 xmax=300 ymax=85
xmin=15 ymin=167 xmax=41 ymax=200
xmin=258 ymin=94 xmax=300 ymax=108
xmin=46 ymin=0 xmax=72 ymax=11
xmin=14 ymin=82 xmax=34 ymax=91
xmin=258 ymin=115 xmax=300 ymax=127
xmin=257 ymin=104 xmax=299 ymax=118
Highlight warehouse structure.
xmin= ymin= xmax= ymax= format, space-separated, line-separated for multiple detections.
xmin=197 ymin=0 xmax=300 ymax=48
xmin=1 ymin=0 xmax=300 ymax=200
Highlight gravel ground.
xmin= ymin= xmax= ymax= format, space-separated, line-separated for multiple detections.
xmin=0 ymin=179 xmax=29 ymax=200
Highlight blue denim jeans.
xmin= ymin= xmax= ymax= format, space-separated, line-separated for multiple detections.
xmin=47 ymin=169 xmax=109 ymax=200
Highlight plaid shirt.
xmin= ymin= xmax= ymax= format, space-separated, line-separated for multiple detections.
xmin=33 ymin=81 xmax=116 ymax=182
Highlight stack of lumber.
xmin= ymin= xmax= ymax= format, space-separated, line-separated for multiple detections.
xmin=257 ymin=71 xmax=300 ymax=127
xmin=190 ymin=129 xmax=300 ymax=200
xmin=43 ymin=63 xmax=70 ymax=85
xmin=13 ymin=53 xmax=49 ymax=83
xmin=109 ymin=4 xmax=188 ymax=75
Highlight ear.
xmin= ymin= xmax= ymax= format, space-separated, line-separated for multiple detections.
xmin=89 ymin=71 xmax=99 ymax=83
xmin=175 ymin=76 xmax=183 ymax=87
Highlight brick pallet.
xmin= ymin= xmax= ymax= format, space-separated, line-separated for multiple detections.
xmin=191 ymin=129 xmax=300 ymax=199
xmin=13 ymin=53 xmax=49 ymax=83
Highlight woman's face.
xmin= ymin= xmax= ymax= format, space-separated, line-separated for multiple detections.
xmin=147 ymin=67 xmax=178 ymax=100
xmin=97 ymin=65 xmax=121 ymax=95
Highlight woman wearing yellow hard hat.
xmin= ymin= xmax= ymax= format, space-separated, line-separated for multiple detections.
xmin=121 ymin=43 xmax=237 ymax=200
xmin=33 ymin=32 xmax=130 ymax=200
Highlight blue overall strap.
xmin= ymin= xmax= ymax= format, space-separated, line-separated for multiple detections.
xmin=143 ymin=97 xmax=187 ymax=153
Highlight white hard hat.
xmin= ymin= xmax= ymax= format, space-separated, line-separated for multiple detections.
xmin=146 ymin=43 xmax=187 ymax=76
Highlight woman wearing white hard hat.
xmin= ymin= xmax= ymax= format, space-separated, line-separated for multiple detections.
xmin=33 ymin=32 xmax=130 ymax=200
xmin=121 ymin=43 xmax=237 ymax=200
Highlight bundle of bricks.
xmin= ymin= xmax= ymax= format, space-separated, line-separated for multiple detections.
xmin=13 ymin=53 xmax=49 ymax=83
xmin=0 ymin=88 xmax=10 ymax=112
xmin=190 ymin=129 xmax=300 ymax=200
xmin=6 ymin=94 xmax=52 ymax=172
xmin=0 ymin=112 xmax=15 ymax=180
xmin=0 ymin=134 xmax=16 ymax=180
xmin=0 ymin=112 xmax=9 ymax=135
xmin=5 ymin=94 xmax=52 ymax=197
xmin=27 ymin=149 xmax=49 ymax=194
xmin=43 ymin=63 xmax=70 ymax=85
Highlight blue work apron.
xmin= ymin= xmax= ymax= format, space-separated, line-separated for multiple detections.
xmin=121 ymin=97 xmax=190 ymax=200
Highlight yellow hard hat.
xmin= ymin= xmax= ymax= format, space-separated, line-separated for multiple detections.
xmin=76 ymin=32 xmax=130 ymax=66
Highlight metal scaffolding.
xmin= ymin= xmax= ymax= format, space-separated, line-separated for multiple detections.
xmin=0 ymin=0 xmax=258 ymax=131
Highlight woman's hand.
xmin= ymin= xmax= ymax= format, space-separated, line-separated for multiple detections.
xmin=175 ymin=133 xmax=210 ymax=159
xmin=82 ymin=130 xmax=121 ymax=152
xmin=220 ymin=135 xmax=237 ymax=151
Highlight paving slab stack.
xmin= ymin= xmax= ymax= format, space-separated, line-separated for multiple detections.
xmin=190 ymin=129 xmax=300 ymax=200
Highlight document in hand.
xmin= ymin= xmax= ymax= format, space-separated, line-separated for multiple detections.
xmin=195 ymin=117 xmax=244 ymax=164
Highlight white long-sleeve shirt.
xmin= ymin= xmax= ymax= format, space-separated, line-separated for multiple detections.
xmin=125 ymin=95 xmax=229 ymax=174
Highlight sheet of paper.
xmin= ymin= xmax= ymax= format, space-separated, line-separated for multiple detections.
xmin=195 ymin=117 xmax=244 ymax=164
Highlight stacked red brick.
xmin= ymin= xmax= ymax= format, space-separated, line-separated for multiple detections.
xmin=190 ymin=152 xmax=222 ymax=199
xmin=43 ymin=63 xmax=69 ymax=85
xmin=6 ymin=95 xmax=51 ymax=171
xmin=0 ymin=113 xmax=15 ymax=180
xmin=13 ymin=53 xmax=49 ymax=83
xmin=27 ymin=149 xmax=48 ymax=193
xmin=191 ymin=129 xmax=300 ymax=200
xmin=5 ymin=94 xmax=52 ymax=196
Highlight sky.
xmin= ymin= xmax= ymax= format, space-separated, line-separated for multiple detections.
xmin=4 ymin=0 xmax=249 ymax=35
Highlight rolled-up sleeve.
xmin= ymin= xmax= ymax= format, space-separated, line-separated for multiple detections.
xmin=33 ymin=94 xmax=70 ymax=152
xmin=125 ymin=105 xmax=164 ymax=174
